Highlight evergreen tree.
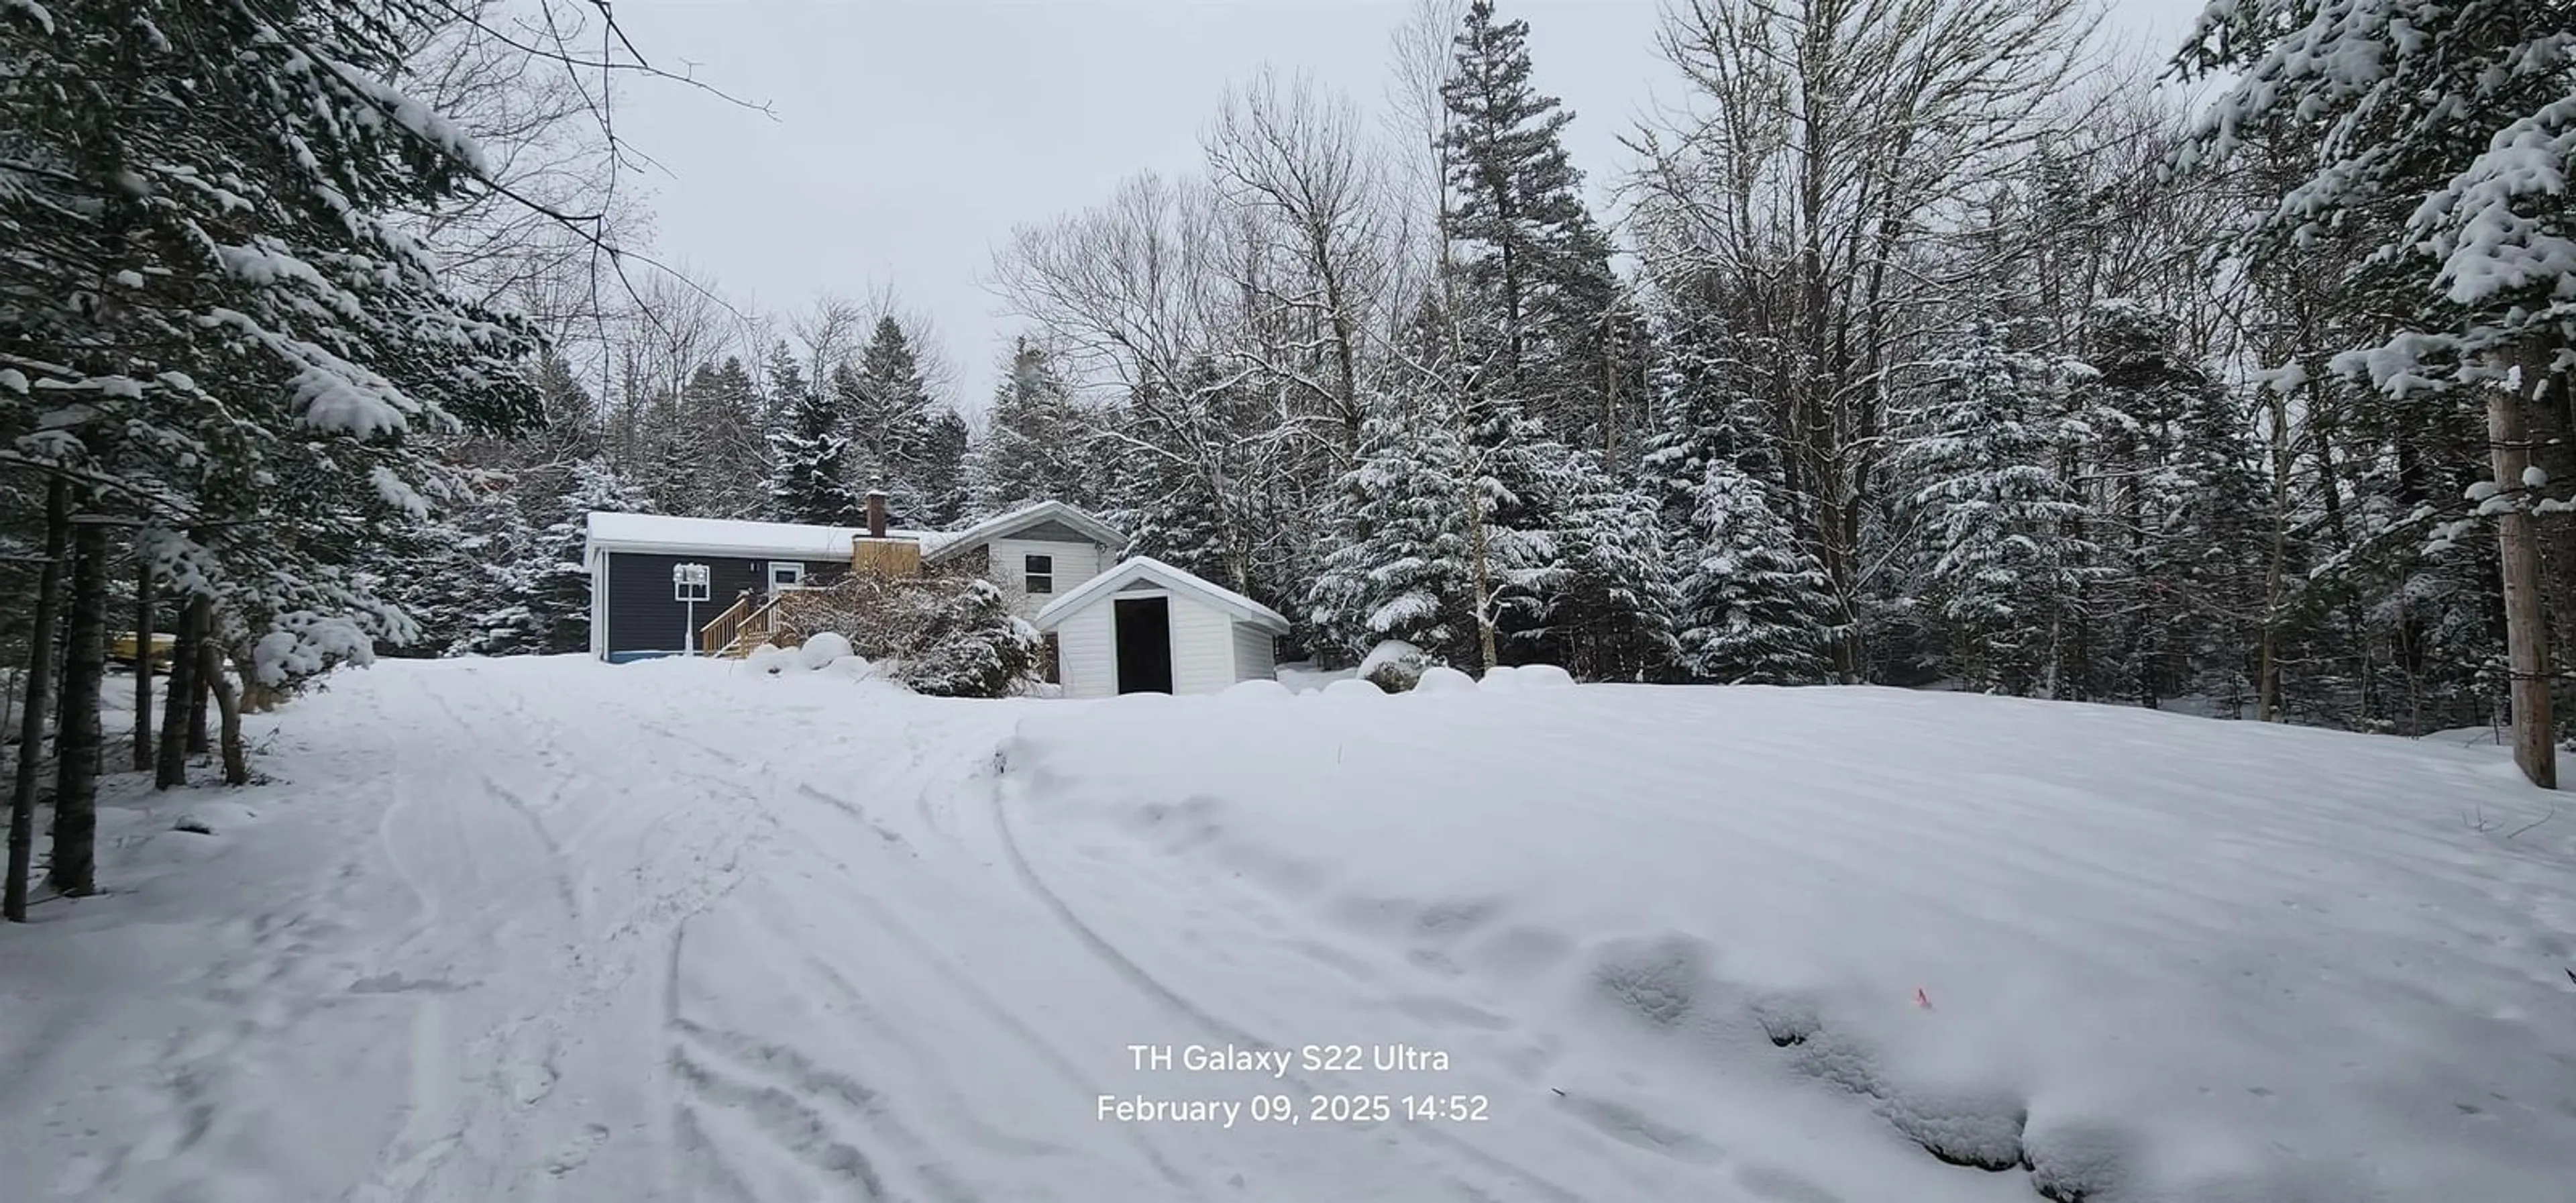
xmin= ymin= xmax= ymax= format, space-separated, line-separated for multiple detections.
xmin=2084 ymin=300 xmax=2267 ymax=704
xmin=1676 ymin=465 xmax=1837 ymax=685
xmin=1460 ymin=399 xmax=1574 ymax=662
xmin=1898 ymin=321 xmax=2104 ymax=696
xmin=686 ymin=356 xmax=767 ymax=519
xmin=1309 ymin=397 xmax=1482 ymax=666
xmin=1108 ymin=356 xmax=1294 ymax=599
xmin=1636 ymin=313 xmax=1786 ymax=541
xmin=447 ymin=484 xmax=545 ymax=656
xmin=2177 ymin=0 xmax=2573 ymax=395
xmin=849 ymin=316 xmax=939 ymax=522
xmin=918 ymin=408 xmax=973 ymax=529
xmin=517 ymin=458 xmax=655 ymax=654
xmin=1640 ymin=307 xmax=1835 ymax=682
xmin=0 ymin=0 xmax=541 ymax=716
xmin=2178 ymin=0 xmax=2575 ymax=772
xmin=365 ymin=475 xmax=517 ymax=659
xmin=765 ymin=343 xmax=863 ymax=525
xmin=1528 ymin=450 xmax=1680 ymax=680
xmin=1440 ymin=0 xmax=1625 ymax=446
xmin=528 ymin=352 xmax=604 ymax=465
xmin=969 ymin=338 xmax=1110 ymax=516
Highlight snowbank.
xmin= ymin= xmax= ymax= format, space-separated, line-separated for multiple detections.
xmin=1275 ymin=661 xmax=1354 ymax=693
xmin=796 ymin=631 xmax=853 ymax=669
xmin=1000 ymin=683 xmax=2576 ymax=1203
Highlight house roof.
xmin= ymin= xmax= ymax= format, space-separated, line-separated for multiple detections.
xmin=922 ymin=501 xmax=1128 ymax=565
xmin=1034 ymin=556 xmax=1291 ymax=635
xmin=584 ymin=512 xmax=949 ymax=561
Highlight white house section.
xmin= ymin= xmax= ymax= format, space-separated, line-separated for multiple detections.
xmin=1036 ymin=556 xmax=1290 ymax=697
xmin=987 ymin=535 xmax=1106 ymax=619
xmin=918 ymin=500 xmax=1130 ymax=621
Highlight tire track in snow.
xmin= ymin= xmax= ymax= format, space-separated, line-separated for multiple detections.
xmin=346 ymin=674 xmax=557 ymax=1203
xmin=660 ymin=889 xmax=984 ymax=1203
xmin=342 ymin=671 xmax=767 ymax=1203
xmin=982 ymin=749 xmax=1590 ymax=1203
xmin=418 ymin=672 xmax=586 ymax=925
xmin=794 ymin=782 xmax=915 ymax=855
xmin=793 ymin=951 xmax=1076 ymax=1161
xmin=727 ymin=761 xmax=1202 ymax=1195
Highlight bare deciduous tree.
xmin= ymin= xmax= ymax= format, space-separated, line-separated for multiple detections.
xmin=1629 ymin=0 xmax=2094 ymax=679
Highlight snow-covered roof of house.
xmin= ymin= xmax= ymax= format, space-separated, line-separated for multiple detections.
xmin=921 ymin=501 xmax=1128 ymax=565
xmin=584 ymin=512 xmax=947 ymax=560
xmin=1033 ymin=556 xmax=1291 ymax=635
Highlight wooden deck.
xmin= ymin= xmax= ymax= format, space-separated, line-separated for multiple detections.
xmin=693 ymin=535 xmax=928 ymax=660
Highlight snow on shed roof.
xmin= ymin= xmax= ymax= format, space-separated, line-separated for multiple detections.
xmin=922 ymin=501 xmax=1128 ymax=564
xmin=584 ymin=511 xmax=947 ymax=560
xmin=1034 ymin=556 xmax=1291 ymax=635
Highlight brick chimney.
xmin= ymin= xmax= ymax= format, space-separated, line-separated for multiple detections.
xmin=864 ymin=489 xmax=889 ymax=539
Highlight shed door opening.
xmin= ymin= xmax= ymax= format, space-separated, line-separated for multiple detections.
xmin=1113 ymin=596 xmax=1173 ymax=694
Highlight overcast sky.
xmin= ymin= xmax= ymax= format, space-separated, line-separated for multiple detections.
xmin=609 ymin=0 xmax=2203 ymax=409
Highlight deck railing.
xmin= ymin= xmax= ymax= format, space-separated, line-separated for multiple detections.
xmin=698 ymin=591 xmax=755 ymax=656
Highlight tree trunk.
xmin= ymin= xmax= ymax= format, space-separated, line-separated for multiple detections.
xmin=186 ymin=627 xmax=210 ymax=755
xmin=132 ymin=542 xmax=154 ymax=770
xmin=1463 ymin=463 xmax=1499 ymax=673
xmin=48 ymin=513 xmax=110 ymax=896
xmin=2489 ymin=368 xmax=2556 ymax=789
xmin=2516 ymin=349 xmax=2576 ymax=743
xmin=156 ymin=593 xmax=203 ymax=790
xmin=200 ymin=637 xmax=248 ymax=786
xmin=2256 ymin=377 xmax=2294 ymax=721
xmin=5 ymin=478 xmax=73 ymax=922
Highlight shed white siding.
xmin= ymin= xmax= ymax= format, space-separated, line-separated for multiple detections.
xmin=1230 ymin=623 xmax=1277 ymax=683
xmin=1037 ymin=556 xmax=1291 ymax=698
xmin=1054 ymin=588 xmax=1238 ymax=698
xmin=1169 ymin=591 xmax=1236 ymax=696
xmin=985 ymin=537 xmax=1109 ymax=621
xmin=1055 ymin=600 xmax=1119 ymax=698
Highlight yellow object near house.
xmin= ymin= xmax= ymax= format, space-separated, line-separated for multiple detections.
xmin=111 ymin=632 xmax=178 ymax=666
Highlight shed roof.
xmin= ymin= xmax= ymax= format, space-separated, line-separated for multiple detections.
xmin=1033 ymin=556 xmax=1291 ymax=635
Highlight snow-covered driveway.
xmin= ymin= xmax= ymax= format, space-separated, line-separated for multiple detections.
xmin=6 ymin=656 xmax=2573 ymax=1203
xmin=1 ymin=658 xmax=1646 ymax=1202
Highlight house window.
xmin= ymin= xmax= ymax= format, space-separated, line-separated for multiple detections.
xmin=767 ymin=562 xmax=806 ymax=593
xmin=1024 ymin=554 xmax=1055 ymax=594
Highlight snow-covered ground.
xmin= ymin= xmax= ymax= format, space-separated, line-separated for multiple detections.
xmin=4 ymin=658 xmax=2571 ymax=1202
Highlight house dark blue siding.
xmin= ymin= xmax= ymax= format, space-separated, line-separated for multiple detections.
xmin=601 ymin=551 xmax=848 ymax=658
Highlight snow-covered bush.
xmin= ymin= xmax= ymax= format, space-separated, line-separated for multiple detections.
xmin=777 ymin=574 xmax=1039 ymax=698
xmin=1358 ymin=639 xmax=1434 ymax=693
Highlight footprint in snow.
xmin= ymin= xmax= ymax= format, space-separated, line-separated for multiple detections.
xmin=346 ymin=972 xmax=472 ymax=995
xmin=545 ymin=1123 xmax=612 ymax=1175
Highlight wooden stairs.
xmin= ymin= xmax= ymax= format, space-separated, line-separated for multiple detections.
xmin=698 ymin=592 xmax=783 ymax=660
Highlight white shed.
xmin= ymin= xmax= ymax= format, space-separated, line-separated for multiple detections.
xmin=1033 ymin=557 xmax=1290 ymax=697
